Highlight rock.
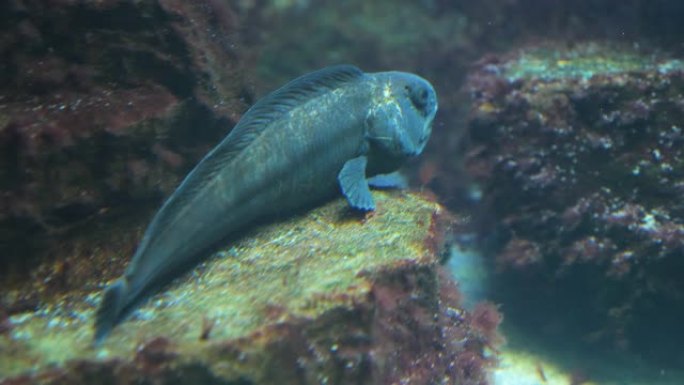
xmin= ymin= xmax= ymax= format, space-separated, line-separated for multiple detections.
xmin=0 ymin=0 xmax=251 ymax=279
xmin=0 ymin=191 xmax=501 ymax=385
xmin=465 ymin=42 xmax=684 ymax=367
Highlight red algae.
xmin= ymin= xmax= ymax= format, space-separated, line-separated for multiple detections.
xmin=0 ymin=0 xmax=250 ymax=295
xmin=134 ymin=337 xmax=177 ymax=374
xmin=464 ymin=43 xmax=684 ymax=368
xmin=470 ymin=302 xmax=504 ymax=346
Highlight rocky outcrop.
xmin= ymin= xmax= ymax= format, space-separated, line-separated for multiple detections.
xmin=0 ymin=192 xmax=501 ymax=385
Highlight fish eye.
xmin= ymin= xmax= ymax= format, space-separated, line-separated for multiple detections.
xmin=406 ymin=84 xmax=429 ymax=114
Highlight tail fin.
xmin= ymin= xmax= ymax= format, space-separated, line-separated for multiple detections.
xmin=93 ymin=278 xmax=128 ymax=344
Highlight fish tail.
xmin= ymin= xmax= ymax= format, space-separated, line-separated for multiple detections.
xmin=93 ymin=278 xmax=127 ymax=344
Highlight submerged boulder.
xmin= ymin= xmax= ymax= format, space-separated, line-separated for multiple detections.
xmin=0 ymin=191 xmax=501 ymax=385
xmin=465 ymin=42 xmax=684 ymax=370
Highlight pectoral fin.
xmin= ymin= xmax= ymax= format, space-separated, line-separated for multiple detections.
xmin=338 ymin=156 xmax=375 ymax=211
xmin=367 ymin=171 xmax=408 ymax=189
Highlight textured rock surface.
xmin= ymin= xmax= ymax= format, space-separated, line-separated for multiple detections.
xmin=0 ymin=0 xmax=250 ymax=279
xmin=464 ymin=43 xmax=684 ymax=367
xmin=0 ymin=191 xmax=500 ymax=385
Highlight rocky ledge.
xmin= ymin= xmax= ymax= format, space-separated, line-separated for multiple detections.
xmin=0 ymin=191 xmax=501 ymax=385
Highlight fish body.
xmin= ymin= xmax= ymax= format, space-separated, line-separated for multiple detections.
xmin=94 ymin=65 xmax=437 ymax=342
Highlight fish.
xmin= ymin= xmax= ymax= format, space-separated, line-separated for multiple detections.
xmin=94 ymin=64 xmax=438 ymax=342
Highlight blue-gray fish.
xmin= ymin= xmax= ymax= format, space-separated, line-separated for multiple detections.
xmin=94 ymin=65 xmax=437 ymax=342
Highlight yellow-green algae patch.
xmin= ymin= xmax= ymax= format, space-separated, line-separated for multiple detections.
xmin=1 ymin=191 xmax=443 ymax=379
xmin=504 ymin=43 xmax=684 ymax=82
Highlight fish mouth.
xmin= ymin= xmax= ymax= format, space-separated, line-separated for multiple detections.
xmin=405 ymin=128 xmax=432 ymax=157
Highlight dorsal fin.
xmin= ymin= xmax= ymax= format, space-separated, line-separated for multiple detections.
xmin=228 ymin=64 xmax=364 ymax=145
xmin=141 ymin=65 xmax=365 ymax=248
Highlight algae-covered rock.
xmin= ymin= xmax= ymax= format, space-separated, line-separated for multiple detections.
xmin=465 ymin=42 xmax=684 ymax=369
xmin=0 ymin=0 xmax=250 ymax=279
xmin=0 ymin=191 xmax=499 ymax=385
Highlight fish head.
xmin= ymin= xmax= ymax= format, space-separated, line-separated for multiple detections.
xmin=365 ymin=72 xmax=437 ymax=161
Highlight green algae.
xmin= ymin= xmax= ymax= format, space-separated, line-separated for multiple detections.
xmin=1 ymin=191 xmax=443 ymax=379
xmin=504 ymin=43 xmax=684 ymax=82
